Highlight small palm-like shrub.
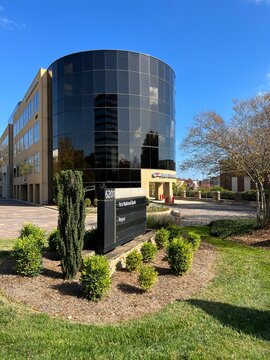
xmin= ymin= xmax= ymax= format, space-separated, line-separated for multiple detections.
xmin=138 ymin=264 xmax=158 ymax=291
xmin=47 ymin=229 xmax=59 ymax=252
xmin=19 ymin=223 xmax=46 ymax=249
xmin=167 ymin=238 xmax=193 ymax=275
xmin=13 ymin=235 xmax=43 ymax=276
xmin=80 ymin=255 xmax=111 ymax=302
xmin=125 ymin=250 xmax=142 ymax=272
xmin=185 ymin=231 xmax=201 ymax=251
xmin=155 ymin=228 xmax=170 ymax=249
xmin=141 ymin=242 xmax=157 ymax=262
xmin=84 ymin=228 xmax=98 ymax=250
xmin=166 ymin=224 xmax=183 ymax=240
xmin=84 ymin=198 xmax=91 ymax=207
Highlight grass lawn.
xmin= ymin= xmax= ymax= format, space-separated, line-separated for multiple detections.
xmin=0 ymin=227 xmax=269 ymax=359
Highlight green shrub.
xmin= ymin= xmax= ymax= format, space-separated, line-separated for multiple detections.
xmin=141 ymin=242 xmax=157 ymax=262
xmin=155 ymin=228 xmax=170 ymax=249
xmin=13 ymin=235 xmax=43 ymax=276
xmin=47 ymin=229 xmax=59 ymax=252
xmin=93 ymin=198 xmax=98 ymax=207
xmin=146 ymin=215 xmax=173 ymax=229
xmin=166 ymin=224 xmax=183 ymax=240
xmin=167 ymin=238 xmax=193 ymax=275
xmin=84 ymin=228 xmax=98 ymax=250
xmin=125 ymin=250 xmax=142 ymax=272
xmin=220 ymin=191 xmax=235 ymax=200
xmin=185 ymin=231 xmax=201 ymax=251
xmin=209 ymin=219 xmax=257 ymax=238
xmin=242 ymin=190 xmax=257 ymax=201
xmin=138 ymin=264 xmax=158 ymax=291
xmin=84 ymin=198 xmax=91 ymax=207
xmin=146 ymin=197 xmax=150 ymax=206
xmin=54 ymin=170 xmax=86 ymax=280
xmin=80 ymin=255 xmax=111 ymax=302
xmin=19 ymin=223 xmax=46 ymax=249
xmin=147 ymin=205 xmax=169 ymax=213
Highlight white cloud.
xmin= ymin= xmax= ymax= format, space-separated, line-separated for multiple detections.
xmin=251 ymin=0 xmax=270 ymax=4
xmin=0 ymin=16 xmax=25 ymax=29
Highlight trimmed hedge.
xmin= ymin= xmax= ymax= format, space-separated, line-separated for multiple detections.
xmin=155 ymin=228 xmax=170 ymax=249
xmin=141 ymin=242 xmax=157 ymax=262
xmin=80 ymin=255 xmax=111 ymax=302
xmin=209 ymin=219 xmax=257 ymax=238
xmin=125 ymin=250 xmax=142 ymax=272
xmin=19 ymin=223 xmax=46 ymax=249
xmin=167 ymin=238 xmax=193 ymax=275
xmin=13 ymin=235 xmax=43 ymax=276
xmin=138 ymin=265 xmax=158 ymax=291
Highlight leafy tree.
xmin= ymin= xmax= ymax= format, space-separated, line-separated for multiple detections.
xmin=180 ymin=93 xmax=270 ymax=227
xmin=54 ymin=170 xmax=86 ymax=279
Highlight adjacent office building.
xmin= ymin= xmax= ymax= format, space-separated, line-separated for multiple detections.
xmin=0 ymin=50 xmax=176 ymax=204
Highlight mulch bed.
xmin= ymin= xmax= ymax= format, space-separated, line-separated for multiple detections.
xmin=0 ymin=243 xmax=217 ymax=324
xmin=231 ymin=229 xmax=270 ymax=249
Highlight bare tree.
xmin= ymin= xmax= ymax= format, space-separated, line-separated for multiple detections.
xmin=180 ymin=93 xmax=270 ymax=227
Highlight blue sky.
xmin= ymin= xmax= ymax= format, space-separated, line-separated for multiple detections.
xmin=1 ymin=0 xmax=270 ymax=179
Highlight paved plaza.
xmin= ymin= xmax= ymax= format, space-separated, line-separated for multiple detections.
xmin=0 ymin=199 xmax=97 ymax=239
xmin=0 ymin=198 xmax=256 ymax=239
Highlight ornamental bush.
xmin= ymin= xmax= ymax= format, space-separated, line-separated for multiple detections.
xmin=54 ymin=170 xmax=86 ymax=280
xmin=155 ymin=228 xmax=170 ymax=249
xmin=138 ymin=264 xmax=158 ymax=291
xmin=84 ymin=198 xmax=91 ymax=207
xmin=125 ymin=250 xmax=142 ymax=272
xmin=166 ymin=224 xmax=183 ymax=240
xmin=141 ymin=242 xmax=157 ymax=262
xmin=13 ymin=235 xmax=43 ymax=276
xmin=19 ymin=223 xmax=46 ymax=249
xmin=185 ymin=231 xmax=201 ymax=251
xmin=47 ymin=229 xmax=59 ymax=252
xmin=80 ymin=255 xmax=111 ymax=302
xmin=93 ymin=198 xmax=98 ymax=207
xmin=167 ymin=238 xmax=193 ymax=275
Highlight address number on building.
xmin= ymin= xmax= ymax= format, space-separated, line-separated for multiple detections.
xmin=105 ymin=189 xmax=115 ymax=199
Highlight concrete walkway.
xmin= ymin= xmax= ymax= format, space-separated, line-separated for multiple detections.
xmin=0 ymin=199 xmax=97 ymax=239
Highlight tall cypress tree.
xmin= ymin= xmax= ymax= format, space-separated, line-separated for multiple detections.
xmin=54 ymin=170 xmax=86 ymax=280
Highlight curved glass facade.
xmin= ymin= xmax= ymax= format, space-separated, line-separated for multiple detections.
xmin=48 ymin=50 xmax=175 ymax=189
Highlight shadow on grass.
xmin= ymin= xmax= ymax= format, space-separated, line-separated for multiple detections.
xmin=251 ymin=240 xmax=270 ymax=249
xmin=185 ymin=299 xmax=270 ymax=341
xmin=0 ymin=253 xmax=15 ymax=275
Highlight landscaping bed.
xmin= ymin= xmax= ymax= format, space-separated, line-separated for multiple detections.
xmin=0 ymin=242 xmax=217 ymax=324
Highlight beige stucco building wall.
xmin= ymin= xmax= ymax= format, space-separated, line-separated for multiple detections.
xmin=141 ymin=169 xmax=176 ymax=202
xmin=12 ymin=68 xmax=49 ymax=204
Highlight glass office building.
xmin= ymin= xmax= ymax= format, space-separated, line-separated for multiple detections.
xmin=48 ymin=50 xmax=175 ymax=198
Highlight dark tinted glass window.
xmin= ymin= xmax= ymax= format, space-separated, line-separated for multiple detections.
xmin=118 ymin=108 xmax=129 ymax=131
xmin=150 ymin=57 xmax=158 ymax=76
xmin=106 ymin=131 xmax=118 ymax=144
xmin=83 ymin=94 xmax=94 ymax=108
xmin=129 ymin=132 xmax=141 ymax=146
xmin=140 ymin=74 xmax=149 ymax=97
xmin=129 ymin=72 xmax=140 ymax=95
xmin=158 ymin=61 xmax=165 ymax=79
xmin=118 ymin=132 xmax=129 ymax=145
xmin=141 ymin=110 xmax=151 ymax=133
xmin=140 ymin=54 xmax=149 ymax=74
xmin=150 ymin=111 xmax=159 ymax=132
xmin=158 ymin=79 xmax=165 ymax=101
xmin=129 ymin=95 xmax=140 ymax=108
xmin=130 ymin=147 xmax=141 ymax=167
xmin=95 ymin=132 xmax=107 ymax=145
xmin=118 ymin=95 xmax=129 ymax=107
xmin=94 ymin=108 xmax=106 ymax=131
xmin=64 ymin=54 xmax=82 ymax=74
xmin=129 ymin=52 xmax=139 ymax=71
xmin=95 ymin=146 xmax=106 ymax=168
xmin=129 ymin=109 xmax=140 ymax=131
xmin=105 ymin=50 xmax=117 ymax=69
xmin=119 ymin=169 xmax=130 ymax=181
xmin=105 ymin=70 xmax=117 ymax=93
xmin=107 ymin=146 xmax=118 ymax=167
xmin=106 ymin=108 xmax=118 ymax=131
xmin=93 ymin=51 xmax=105 ymax=70
xmin=141 ymin=146 xmax=151 ymax=168
xmin=83 ymin=132 xmax=94 ymax=147
xmin=117 ymin=71 xmax=129 ymax=94
xmin=130 ymin=169 xmax=141 ymax=181
xmin=150 ymin=147 xmax=159 ymax=168
xmin=107 ymin=169 xmax=118 ymax=182
xmin=82 ymin=72 xmax=93 ymax=94
xmin=105 ymin=94 xmax=118 ymax=107
xmin=118 ymin=146 xmax=130 ymax=167
xmin=140 ymin=96 xmax=150 ymax=110
xmin=83 ymin=109 xmax=94 ymax=132
xmin=82 ymin=52 xmax=93 ymax=71
xmin=93 ymin=71 xmax=105 ymax=94
xmin=117 ymin=51 xmax=128 ymax=70
xmin=164 ymin=64 xmax=170 ymax=82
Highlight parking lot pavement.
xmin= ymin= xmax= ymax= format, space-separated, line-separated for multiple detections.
xmin=0 ymin=198 xmax=257 ymax=240
xmin=151 ymin=199 xmax=256 ymax=226
xmin=0 ymin=199 xmax=97 ymax=239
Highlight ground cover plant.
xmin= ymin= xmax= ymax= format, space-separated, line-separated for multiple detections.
xmin=210 ymin=218 xmax=257 ymax=238
xmin=0 ymin=226 xmax=269 ymax=359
